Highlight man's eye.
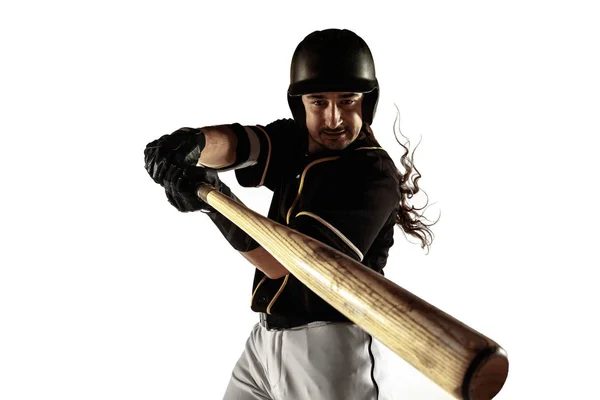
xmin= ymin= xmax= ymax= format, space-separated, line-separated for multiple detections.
xmin=312 ymin=101 xmax=325 ymax=106
xmin=340 ymin=100 xmax=356 ymax=105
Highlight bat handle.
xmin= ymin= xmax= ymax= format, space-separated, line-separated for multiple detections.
xmin=197 ymin=183 xmax=217 ymax=202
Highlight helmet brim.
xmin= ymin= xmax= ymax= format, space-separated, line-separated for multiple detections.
xmin=288 ymin=78 xmax=378 ymax=96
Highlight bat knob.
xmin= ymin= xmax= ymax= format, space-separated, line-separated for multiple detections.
xmin=196 ymin=184 xmax=216 ymax=201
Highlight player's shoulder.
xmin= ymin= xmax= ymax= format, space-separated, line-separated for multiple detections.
xmin=327 ymin=145 xmax=400 ymax=203
xmin=346 ymin=142 xmax=398 ymax=179
xmin=262 ymin=118 xmax=299 ymax=134
xmin=257 ymin=118 xmax=305 ymax=149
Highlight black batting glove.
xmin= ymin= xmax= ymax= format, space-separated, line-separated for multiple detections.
xmin=144 ymin=127 xmax=206 ymax=185
xmin=162 ymin=165 xmax=259 ymax=252
xmin=163 ymin=164 xmax=221 ymax=213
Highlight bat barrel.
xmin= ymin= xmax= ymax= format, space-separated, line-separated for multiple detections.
xmin=462 ymin=347 xmax=509 ymax=400
xmin=197 ymin=184 xmax=508 ymax=399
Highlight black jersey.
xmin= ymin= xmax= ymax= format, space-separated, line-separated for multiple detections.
xmin=235 ymin=119 xmax=400 ymax=322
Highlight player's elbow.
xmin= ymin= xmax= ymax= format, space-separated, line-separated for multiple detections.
xmin=264 ymin=268 xmax=288 ymax=280
xmin=241 ymin=247 xmax=290 ymax=280
xmin=256 ymin=260 xmax=289 ymax=280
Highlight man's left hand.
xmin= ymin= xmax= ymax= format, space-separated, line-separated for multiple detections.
xmin=163 ymin=165 xmax=221 ymax=213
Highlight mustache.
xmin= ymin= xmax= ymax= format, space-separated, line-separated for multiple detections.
xmin=321 ymin=126 xmax=348 ymax=134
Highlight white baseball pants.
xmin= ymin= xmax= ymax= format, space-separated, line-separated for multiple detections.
xmin=222 ymin=320 xmax=399 ymax=400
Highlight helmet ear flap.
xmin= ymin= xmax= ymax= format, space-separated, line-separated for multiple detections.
xmin=288 ymin=94 xmax=306 ymax=127
xmin=362 ymin=87 xmax=379 ymax=125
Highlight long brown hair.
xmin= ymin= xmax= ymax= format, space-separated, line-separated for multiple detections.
xmin=364 ymin=111 xmax=438 ymax=252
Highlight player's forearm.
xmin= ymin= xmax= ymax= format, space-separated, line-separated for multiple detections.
xmin=241 ymin=246 xmax=290 ymax=280
xmin=197 ymin=125 xmax=238 ymax=169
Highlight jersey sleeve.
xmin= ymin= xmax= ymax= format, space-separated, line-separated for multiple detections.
xmin=288 ymin=153 xmax=401 ymax=262
xmin=235 ymin=118 xmax=304 ymax=191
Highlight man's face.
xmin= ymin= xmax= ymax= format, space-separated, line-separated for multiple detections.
xmin=301 ymin=92 xmax=364 ymax=153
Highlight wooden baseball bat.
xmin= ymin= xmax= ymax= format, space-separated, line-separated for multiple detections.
xmin=197 ymin=184 xmax=508 ymax=400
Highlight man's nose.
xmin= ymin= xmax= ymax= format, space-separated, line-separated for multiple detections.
xmin=325 ymin=104 xmax=342 ymax=129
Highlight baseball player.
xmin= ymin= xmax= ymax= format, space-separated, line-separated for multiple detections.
xmin=144 ymin=29 xmax=434 ymax=400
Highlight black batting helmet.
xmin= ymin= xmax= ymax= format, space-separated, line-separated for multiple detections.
xmin=287 ymin=29 xmax=379 ymax=126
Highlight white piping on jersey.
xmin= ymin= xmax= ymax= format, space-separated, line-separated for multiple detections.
xmin=355 ymin=146 xmax=384 ymax=151
xmin=266 ymin=274 xmax=290 ymax=315
xmin=253 ymin=125 xmax=272 ymax=187
xmin=285 ymin=156 xmax=341 ymax=225
xmin=250 ymin=275 xmax=267 ymax=307
xmin=250 ymin=273 xmax=291 ymax=315
xmin=295 ymin=211 xmax=364 ymax=261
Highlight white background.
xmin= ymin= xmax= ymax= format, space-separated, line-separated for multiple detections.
xmin=1 ymin=1 xmax=599 ymax=399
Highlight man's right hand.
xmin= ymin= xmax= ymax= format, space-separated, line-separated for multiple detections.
xmin=144 ymin=127 xmax=206 ymax=184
